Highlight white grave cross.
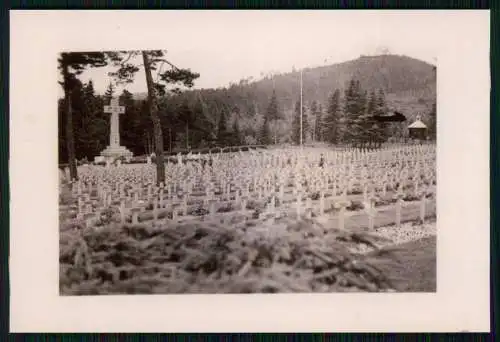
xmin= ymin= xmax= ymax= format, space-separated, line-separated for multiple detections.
xmin=104 ymin=98 xmax=126 ymax=148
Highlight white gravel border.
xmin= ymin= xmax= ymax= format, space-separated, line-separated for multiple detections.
xmin=350 ymin=220 xmax=436 ymax=254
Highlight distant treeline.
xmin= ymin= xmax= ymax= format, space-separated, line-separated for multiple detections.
xmin=58 ymin=76 xmax=436 ymax=164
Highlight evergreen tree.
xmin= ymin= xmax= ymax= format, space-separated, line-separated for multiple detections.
xmin=79 ymin=81 xmax=108 ymax=158
xmin=217 ymin=107 xmax=229 ymax=146
xmin=265 ymin=90 xmax=281 ymax=144
xmin=259 ymin=118 xmax=272 ymax=145
xmin=251 ymin=102 xmax=258 ymax=117
xmin=119 ymin=89 xmax=134 ymax=106
xmin=343 ymin=79 xmax=365 ymax=144
xmin=366 ymin=90 xmax=377 ymax=115
xmin=360 ymin=90 xmax=383 ymax=146
xmin=104 ymin=82 xmax=116 ymax=101
xmin=190 ymin=96 xmax=216 ymax=148
xmin=58 ymin=52 xmax=110 ymax=180
xmin=373 ymin=88 xmax=392 ymax=141
xmin=310 ymin=100 xmax=322 ymax=142
xmin=177 ymin=98 xmax=194 ymax=149
xmin=376 ymin=88 xmax=387 ymax=115
xmin=67 ymin=81 xmax=86 ymax=160
xmin=266 ymin=90 xmax=280 ymax=121
xmin=292 ymin=99 xmax=309 ymax=145
xmin=58 ymin=98 xmax=67 ymax=164
xmin=120 ymin=89 xmax=149 ymax=155
xmin=231 ymin=118 xmax=242 ymax=146
xmin=359 ymin=88 xmax=368 ymax=115
xmin=83 ymin=80 xmax=95 ymax=99
xmin=427 ymin=102 xmax=436 ymax=140
xmin=324 ymin=89 xmax=341 ymax=144
xmin=58 ymin=79 xmax=111 ymax=162
xmin=109 ymin=50 xmax=200 ymax=185
xmin=316 ymin=103 xmax=324 ymax=141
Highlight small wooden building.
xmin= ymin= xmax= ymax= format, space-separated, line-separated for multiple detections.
xmin=372 ymin=111 xmax=407 ymax=123
xmin=408 ymin=116 xmax=427 ymax=140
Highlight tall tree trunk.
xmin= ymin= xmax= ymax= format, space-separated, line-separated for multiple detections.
xmin=169 ymin=127 xmax=172 ymax=153
xmin=63 ymin=65 xmax=78 ymax=181
xmin=142 ymin=51 xmax=165 ymax=185
xmin=274 ymin=123 xmax=277 ymax=145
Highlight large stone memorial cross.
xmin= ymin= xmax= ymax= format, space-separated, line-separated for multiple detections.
xmin=97 ymin=97 xmax=133 ymax=163
xmin=104 ymin=97 xmax=126 ymax=148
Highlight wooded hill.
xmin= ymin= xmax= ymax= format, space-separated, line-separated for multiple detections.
xmin=58 ymin=54 xmax=436 ymax=163
xmin=136 ymin=54 xmax=435 ymax=121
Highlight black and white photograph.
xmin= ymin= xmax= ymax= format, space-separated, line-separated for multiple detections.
xmin=10 ymin=9 xmax=490 ymax=332
xmin=58 ymin=16 xmax=437 ymax=296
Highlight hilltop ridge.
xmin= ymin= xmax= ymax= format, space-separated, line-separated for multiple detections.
xmin=134 ymin=54 xmax=436 ymax=123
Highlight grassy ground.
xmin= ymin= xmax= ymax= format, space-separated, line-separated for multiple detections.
xmin=60 ymin=216 xmax=434 ymax=295
xmin=60 ymin=180 xmax=437 ymax=294
xmin=59 ymin=155 xmax=437 ymax=294
xmin=366 ymin=235 xmax=436 ymax=292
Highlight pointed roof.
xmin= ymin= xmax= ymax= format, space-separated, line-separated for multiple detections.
xmin=408 ymin=115 xmax=427 ymax=129
xmin=372 ymin=111 xmax=407 ymax=122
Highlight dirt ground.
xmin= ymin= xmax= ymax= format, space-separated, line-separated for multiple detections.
xmin=367 ymin=235 xmax=436 ymax=292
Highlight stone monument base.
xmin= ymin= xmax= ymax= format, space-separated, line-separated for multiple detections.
xmin=97 ymin=145 xmax=133 ymax=163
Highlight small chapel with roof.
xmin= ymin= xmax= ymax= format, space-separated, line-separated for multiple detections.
xmin=408 ymin=115 xmax=428 ymax=141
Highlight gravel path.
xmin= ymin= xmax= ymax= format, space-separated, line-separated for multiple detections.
xmin=349 ymin=221 xmax=437 ymax=254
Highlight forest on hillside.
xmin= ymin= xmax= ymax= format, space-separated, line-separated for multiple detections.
xmin=58 ymin=54 xmax=437 ymax=163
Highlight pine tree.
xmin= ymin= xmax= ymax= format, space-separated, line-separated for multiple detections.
xmin=310 ymin=100 xmax=322 ymax=142
xmin=266 ymin=90 xmax=280 ymax=121
xmin=324 ymin=89 xmax=341 ymax=144
xmin=58 ymin=98 xmax=67 ymax=164
xmin=375 ymin=88 xmax=390 ymax=141
xmin=217 ymin=107 xmax=229 ymax=146
xmin=265 ymin=90 xmax=281 ymax=144
xmin=375 ymin=89 xmax=386 ymax=114
xmin=316 ymin=103 xmax=324 ymax=142
xmin=104 ymin=82 xmax=116 ymax=101
xmin=83 ymin=80 xmax=95 ymax=99
xmin=109 ymin=50 xmax=200 ymax=185
xmin=81 ymin=81 xmax=108 ymax=158
xmin=360 ymin=90 xmax=383 ymax=146
xmin=58 ymin=52 xmax=110 ymax=180
xmin=66 ymin=79 xmax=86 ymax=160
xmin=292 ymin=101 xmax=300 ymax=145
xmin=427 ymin=102 xmax=436 ymax=140
xmin=366 ymin=90 xmax=377 ymax=115
xmin=143 ymin=99 xmax=158 ymax=154
xmin=358 ymin=89 xmax=372 ymax=146
xmin=292 ymin=99 xmax=308 ymax=145
xmin=190 ymin=96 xmax=215 ymax=148
xmin=343 ymin=79 xmax=364 ymax=145
xmin=120 ymin=89 xmax=147 ymax=155
xmin=249 ymin=102 xmax=257 ymax=117
xmin=359 ymin=88 xmax=368 ymax=114
xmin=177 ymin=99 xmax=192 ymax=149
xmin=59 ymin=79 xmax=110 ymax=162
xmin=231 ymin=118 xmax=242 ymax=146
xmin=303 ymin=102 xmax=310 ymax=142
xmin=259 ymin=118 xmax=272 ymax=145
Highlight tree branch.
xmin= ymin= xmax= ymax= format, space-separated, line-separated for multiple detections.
xmin=121 ymin=51 xmax=137 ymax=65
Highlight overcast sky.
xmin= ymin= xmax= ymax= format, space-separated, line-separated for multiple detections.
xmin=68 ymin=10 xmax=439 ymax=95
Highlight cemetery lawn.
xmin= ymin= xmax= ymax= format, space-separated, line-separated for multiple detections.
xmin=367 ymin=235 xmax=436 ymax=292
xmin=59 ymin=145 xmax=437 ymax=294
xmin=59 ymin=217 xmax=437 ymax=295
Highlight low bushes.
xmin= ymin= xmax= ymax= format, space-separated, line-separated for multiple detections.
xmin=60 ymin=218 xmax=403 ymax=295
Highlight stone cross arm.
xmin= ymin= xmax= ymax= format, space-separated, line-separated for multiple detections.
xmin=104 ymin=98 xmax=126 ymax=114
xmin=104 ymin=105 xmax=126 ymax=114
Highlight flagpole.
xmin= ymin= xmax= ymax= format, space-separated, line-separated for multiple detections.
xmin=300 ymin=68 xmax=303 ymax=148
